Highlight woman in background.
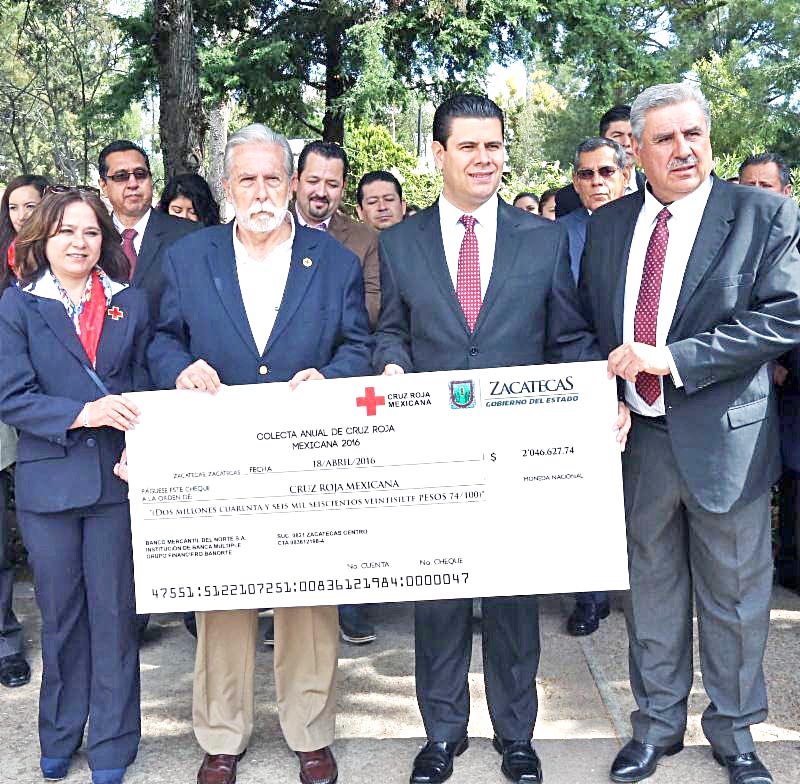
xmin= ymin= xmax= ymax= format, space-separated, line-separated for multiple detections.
xmin=0 ymin=187 xmax=150 ymax=784
xmin=158 ymin=173 xmax=221 ymax=226
xmin=0 ymin=173 xmax=49 ymax=690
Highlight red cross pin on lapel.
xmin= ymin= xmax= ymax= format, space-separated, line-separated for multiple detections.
xmin=107 ymin=306 xmax=125 ymax=321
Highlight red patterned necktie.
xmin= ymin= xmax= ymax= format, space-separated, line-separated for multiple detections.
xmin=121 ymin=228 xmax=138 ymax=281
xmin=456 ymin=214 xmax=482 ymax=331
xmin=634 ymin=207 xmax=671 ymax=405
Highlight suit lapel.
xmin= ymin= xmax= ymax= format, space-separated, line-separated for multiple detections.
xmin=95 ymin=289 xmax=134 ymax=376
xmin=669 ymin=179 xmax=734 ymax=335
xmin=34 ymin=296 xmax=90 ymax=367
xmin=613 ymin=194 xmax=644 ymax=343
xmin=473 ymin=200 xmax=520 ymax=335
xmin=264 ymin=229 xmax=322 ymax=354
xmin=416 ymin=204 xmax=468 ymax=331
xmin=131 ymin=210 xmax=162 ymax=286
xmin=207 ymin=225 xmax=260 ymax=356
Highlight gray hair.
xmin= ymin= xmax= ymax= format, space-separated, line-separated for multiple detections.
xmin=630 ymin=83 xmax=711 ymax=143
xmin=223 ymin=124 xmax=294 ymax=180
xmin=573 ymin=137 xmax=627 ymax=171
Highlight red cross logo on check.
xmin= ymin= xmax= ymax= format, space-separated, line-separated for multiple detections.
xmin=107 ymin=306 xmax=124 ymax=320
xmin=356 ymin=386 xmax=385 ymax=416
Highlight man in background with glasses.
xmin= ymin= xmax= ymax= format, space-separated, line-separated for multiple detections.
xmin=97 ymin=140 xmax=197 ymax=643
xmin=98 ymin=140 xmax=197 ymax=321
xmin=557 ymin=136 xmax=629 ymax=638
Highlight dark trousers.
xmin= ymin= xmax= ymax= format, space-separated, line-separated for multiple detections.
xmin=0 ymin=471 xmax=23 ymax=658
xmin=776 ymin=473 xmax=800 ymax=589
xmin=20 ymin=502 xmax=140 ymax=770
xmin=414 ymin=595 xmax=540 ymax=741
xmin=622 ymin=417 xmax=771 ymax=756
xmin=574 ymin=591 xmax=608 ymax=606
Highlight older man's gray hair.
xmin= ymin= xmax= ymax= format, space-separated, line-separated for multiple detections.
xmin=223 ymin=124 xmax=294 ymax=180
xmin=573 ymin=137 xmax=627 ymax=171
xmin=630 ymin=83 xmax=711 ymax=143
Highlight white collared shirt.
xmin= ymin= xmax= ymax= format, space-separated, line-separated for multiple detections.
xmin=623 ymin=176 xmax=713 ymax=416
xmin=112 ymin=209 xmax=151 ymax=255
xmin=438 ymin=193 xmax=498 ymax=299
xmin=625 ymin=172 xmax=639 ymax=196
xmin=233 ymin=215 xmax=296 ymax=355
xmin=295 ymin=206 xmax=332 ymax=232
xmin=23 ymin=269 xmax=127 ymax=303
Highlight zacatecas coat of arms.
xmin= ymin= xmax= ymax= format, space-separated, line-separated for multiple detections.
xmin=449 ymin=380 xmax=475 ymax=409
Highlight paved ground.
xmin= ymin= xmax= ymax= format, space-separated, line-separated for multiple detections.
xmin=1 ymin=585 xmax=799 ymax=784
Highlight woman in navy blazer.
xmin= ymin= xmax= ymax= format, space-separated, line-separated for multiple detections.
xmin=0 ymin=188 xmax=150 ymax=784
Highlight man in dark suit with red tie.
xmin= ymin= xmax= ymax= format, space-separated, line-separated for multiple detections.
xmin=98 ymin=141 xmax=197 ymax=319
xmin=374 ymin=94 xmax=630 ymax=784
xmin=579 ymin=83 xmax=800 ymax=784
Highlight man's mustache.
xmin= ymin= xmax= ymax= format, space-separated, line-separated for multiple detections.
xmin=668 ymin=155 xmax=699 ymax=170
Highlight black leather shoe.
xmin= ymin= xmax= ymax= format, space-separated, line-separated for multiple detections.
xmin=610 ymin=739 xmax=683 ymax=782
xmin=566 ymin=600 xmax=610 ymax=636
xmin=712 ymin=750 xmax=773 ymax=784
xmin=0 ymin=654 xmax=31 ymax=688
xmin=492 ymin=737 xmax=542 ymax=783
xmin=410 ymin=739 xmax=469 ymax=784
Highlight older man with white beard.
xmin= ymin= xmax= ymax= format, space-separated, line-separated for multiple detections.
xmin=148 ymin=124 xmax=372 ymax=784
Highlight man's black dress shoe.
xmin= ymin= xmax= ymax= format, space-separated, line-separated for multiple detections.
xmin=712 ymin=750 xmax=773 ymax=784
xmin=610 ymin=739 xmax=683 ymax=782
xmin=492 ymin=737 xmax=543 ymax=783
xmin=410 ymin=739 xmax=469 ymax=784
xmin=566 ymin=600 xmax=610 ymax=636
xmin=0 ymin=654 xmax=31 ymax=687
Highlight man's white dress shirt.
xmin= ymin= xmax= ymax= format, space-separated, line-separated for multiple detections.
xmin=623 ymin=176 xmax=713 ymax=416
xmin=112 ymin=209 xmax=151 ymax=255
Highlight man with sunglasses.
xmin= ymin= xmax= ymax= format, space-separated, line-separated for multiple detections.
xmin=98 ymin=140 xmax=197 ymax=643
xmin=557 ymin=137 xmax=629 ymax=639
xmin=98 ymin=141 xmax=197 ymax=321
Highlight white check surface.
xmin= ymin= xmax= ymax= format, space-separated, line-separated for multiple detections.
xmin=126 ymin=361 xmax=629 ymax=612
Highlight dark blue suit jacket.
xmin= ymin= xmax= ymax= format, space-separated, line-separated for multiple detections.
xmin=557 ymin=207 xmax=591 ymax=284
xmin=0 ymin=283 xmax=151 ymax=513
xmin=147 ymin=222 xmax=372 ymax=390
xmin=373 ymin=197 xmax=599 ymax=373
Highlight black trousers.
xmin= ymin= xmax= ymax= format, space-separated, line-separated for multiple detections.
xmin=0 ymin=471 xmax=23 ymax=658
xmin=414 ymin=595 xmax=540 ymax=741
xmin=20 ymin=502 xmax=140 ymax=770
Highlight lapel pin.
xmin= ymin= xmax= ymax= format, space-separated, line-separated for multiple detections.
xmin=107 ymin=306 xmax=125 ymax=321
xmin=302 ymin=257 xmax=313 ymax=268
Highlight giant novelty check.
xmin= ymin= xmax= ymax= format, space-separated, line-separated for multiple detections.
xmin=126 ymin=361 xmax=629 ymax=613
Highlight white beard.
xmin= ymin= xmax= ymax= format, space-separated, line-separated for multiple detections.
xmin=235 ymin=197 xmax=289 ymax=233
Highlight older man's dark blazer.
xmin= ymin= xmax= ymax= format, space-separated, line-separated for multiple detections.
xmin=147 ymin=222 xmax=372 ymax=390
xmin=579 ymin=178 xmax=800 ymax=513
xmin=374 ymin=197 xmax=599 ymax=374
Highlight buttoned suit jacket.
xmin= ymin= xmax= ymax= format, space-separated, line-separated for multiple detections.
xmin=147 ymin=222 xmax=373 ymax=391
xmin=328 ymin=212 xmax=381 ymax=329
xmin=578 ymin=177 xmax=800 ymax=513
xmin=557 ymin=207 xmax=591 ymax=284
xmin=0 ymin=283 xmax=151 ymax=513
xmin=373 ymin=196 xmax=599 ymax=374
xmin=131 ymin=209 xmax=199 ymax=320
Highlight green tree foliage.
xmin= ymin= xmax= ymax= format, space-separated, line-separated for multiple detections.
xmin=0 ymin=0 xmax=137 ymax=183
xmin=343 ymin=123 xmax=440 ymax=210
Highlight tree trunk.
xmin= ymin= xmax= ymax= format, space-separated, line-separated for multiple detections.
xmin=154 ymin=0 xmax=207 ymax=178
xmin=322 ymin=25 xmax=346 ymax=144
xmin=207 ymin=98 xmax=232 ymax=221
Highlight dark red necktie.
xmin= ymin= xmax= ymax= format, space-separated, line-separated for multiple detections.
xmin=634 ymin=207 xmax=671 ymax=405
xmin=121 ymin=228 xmax=138 ymax=281
xmin=456 ymin=215 xmax=481 ymax=331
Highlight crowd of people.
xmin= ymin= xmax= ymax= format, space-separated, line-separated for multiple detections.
xmin=0 ymin=82 xmax=798 ymax=784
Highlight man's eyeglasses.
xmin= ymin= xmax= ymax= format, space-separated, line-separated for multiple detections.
xmin=105 ymin=168 xmax=150 ymax=183
xmin=46 ymin=184 xmax=101 ymax=195
xmin=575 ymin=166 xmax=620 ymax=181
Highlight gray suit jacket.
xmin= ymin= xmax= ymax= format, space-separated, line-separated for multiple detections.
xmin=579 ymin=178 xmax=800 ymax=513
xmin=373 ymin=197 xmax=599 ymax=373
